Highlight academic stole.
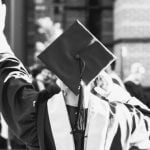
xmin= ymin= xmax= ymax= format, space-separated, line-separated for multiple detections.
xmin=47 ymin=92 xmax=110 ymax=150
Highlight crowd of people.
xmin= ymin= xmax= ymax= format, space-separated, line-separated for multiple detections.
xmin=0 ymin=1 xmax=150 ymax=150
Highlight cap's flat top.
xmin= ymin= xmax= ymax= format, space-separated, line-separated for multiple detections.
xmin=38 ymin=20 xmax=115 ymax=95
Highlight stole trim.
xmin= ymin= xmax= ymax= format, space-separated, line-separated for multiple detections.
xmin=47 ymin=92 xmax=111 ymax=150
xmin=85 ymin=94 xmax=110 ymax=150
xmin=47 ymin=92 xmax=75 ymax=150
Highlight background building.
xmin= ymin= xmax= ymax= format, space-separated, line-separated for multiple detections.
xmin=114 ymin=0 xmax=150 ymax=87
xmin=4 ymin=0 xmax=150 ymax=87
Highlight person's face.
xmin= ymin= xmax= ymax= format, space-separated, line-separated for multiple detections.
xmin=135 ymin=67 xmax=145 ymax=83
xmin=136 ymin=72 xmax=145 ymax=82
xmin=41 ymin=69 xmax=51 ymax=80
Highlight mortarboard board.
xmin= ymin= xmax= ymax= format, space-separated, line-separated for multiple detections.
xmin=38 ymin=20 xmax=116 ymax=95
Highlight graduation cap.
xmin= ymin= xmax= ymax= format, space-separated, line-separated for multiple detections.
xmin=38 ymin=20 xmax=116 ymax=95
xmin=38 ymin=20 xmax=116 ymax=134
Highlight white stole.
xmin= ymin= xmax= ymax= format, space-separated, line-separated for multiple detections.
xmin=47 ymin=92 xmax=110 ymax=150
xmin=47 ymin=92 xmax=75 ymax=150
xmin=85 ymin=94 xmax=110 ymax=150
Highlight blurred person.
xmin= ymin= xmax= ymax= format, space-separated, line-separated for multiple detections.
xmin=29 ymin=63 xmax=46 ymax=91
xmin=106 ymin=60 xmax=126 ymax=89
xmin=36 ymin=17 xmax=63 ymax=46
xmin=34 ymin=41 xmax=46 ymax=59
xmin=29 ymin=63 xmax=44 ymax=80
xmin=39 ymin=69 xmax=57 ymax=88
xmin=124 ymin=62 xmax=150 ymax=107
xmin=35 ymin=68 xmax=58 ymax=91
xmin=35 ymin=18 xmax=63 ymax=64
xmin=0 ymin=2 xmax=150 ymax=150
xmin=30 ymin=64 xmax=58 ymax=91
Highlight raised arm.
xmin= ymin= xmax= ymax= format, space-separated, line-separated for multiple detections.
xmin=0 ymin=1 xmax=60 ymax=149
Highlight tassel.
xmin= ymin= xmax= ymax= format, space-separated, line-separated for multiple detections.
xmin=76 ymin=82 xmax=86 ymax=131
xmin=74 ymin=55 xmax=86 ymax=132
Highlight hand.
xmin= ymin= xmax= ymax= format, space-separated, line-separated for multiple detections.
xmin=94 ymin=71 xmax=113 ymax=98
xmin=37 ymin=81 xmax=61 ymax=103
xmin=46 ymin=81 xmax=61 ymax=96
xmin=0 ymin=0 xmax=6 ymax=33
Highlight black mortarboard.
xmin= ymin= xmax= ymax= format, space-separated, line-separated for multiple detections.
xmin=38 ymin=20 xmax=116 ymax=95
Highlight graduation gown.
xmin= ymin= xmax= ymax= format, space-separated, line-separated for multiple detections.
xmin=0 ymin=52 xmax=150 ymax=150
xmin=124 ymin=81 xmax=150 ymax=107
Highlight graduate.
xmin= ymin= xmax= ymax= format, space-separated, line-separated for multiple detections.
xmin=0 ymin=1 xmax=150 ymax=150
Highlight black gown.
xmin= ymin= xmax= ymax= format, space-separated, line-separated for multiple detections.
xmin=125 ymin=81 xmax=150 ymax=107
xmin=0 ymin=52 xmax=86 ymax=150
xmin=2 ymin=52 xmax=150 ymax=150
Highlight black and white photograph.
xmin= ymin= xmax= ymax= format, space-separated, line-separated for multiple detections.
xmin=0 ymin=0 xmax=150 ymax=150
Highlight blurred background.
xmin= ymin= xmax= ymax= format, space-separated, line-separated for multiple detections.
xmin=4 ymin=0 xmax=150 ymax=87
xmin=1 ymin=0 xmax=150 ymax=149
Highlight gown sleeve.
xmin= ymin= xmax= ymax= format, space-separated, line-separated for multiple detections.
xmin=0 ymin=52 xmax=40 ymax=149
